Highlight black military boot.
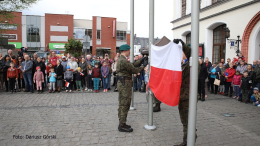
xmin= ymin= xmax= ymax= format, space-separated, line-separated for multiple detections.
xmin=153 ymin=103 xmax=161 ymax=112
xmin=174 ymin=141 xmax=187 ymax=146
xmin=118 ymin=123 xmax=133 ymax=132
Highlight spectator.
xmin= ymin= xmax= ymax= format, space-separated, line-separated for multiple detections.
xmin=239 ymin=71 xmax=250 ymax=103
xmin=67 ymin=56 xmax=78 ymax=90
xmin=61 ymin=56 xmax=68 ymax=73
xmin=3 ymin=55 xmax=13 ymax=92
xmin=238 ymin=53 xmax=245 ymax=61
xmin=33 ymin=53 xmax=38 ymax=63
xmin=67 ymin=53 xmax=71 ymax=62
xmin=255 ymin=63 xmax=260 ymax=90
xmin=218 ymin=62 xmax=225 ymax=73
xmin=198 ymin=58 xmax=208 ymax=101
xmin=232 ymin=58 xmax=239 ymax=69
xmin=33 ymin=66 xmax=44 ymax=94
xmin=236 ymin=60 xmax=247 ymax=75
xmin=46 ymin=55 xmax=50 ymax=64
xmin=20 ymin=47 xmax=27 ymax=57
xmin=247 ymin=64 xmax=255 ymax=101
xmin=48 ymin=68 xmax=56 ymax=93
xmin=7 ymin=62 xmax=18 ymax=93
xmin=75 ymin=67 xmax=83 ymax=92
xmin=64 ymin=66 xmax=73 ymax=93
xmin=112 ymin=56 xmax=118 ymax=92
xmin=133 ymin=55 xmax=139 ymax=91
xmin=100 ymin=56 xmax=103 ymax=62
xmin=49 ymin=51 xmax=58 ymax=67
xmin=20 ymin=55 xmax=34 ymax=93
xmin=101 ymin=53 xmax=113 ymax=90
xmin=221 ymin=58 xmax=225 ymax=64
xmin=35 ymin=57 xmax=46 ymax=91
xmin=86 ymin=55 xmax=93 ymax=65
xmin=8 ymin=49 xmax=13 ymax=60
xmin=232 ymin=71 xmax=241 ymax=99
xmin=75 ymin=58 xmax=79 ymax=65
xmin=78 ymin=57 xmax=88 ymax=90
xmin=219 ymin=71 xmax=226 ymax=95
xmin=224 ymin=58 xmax=231 ymax=69
xmin=224 ymin=63 xmax=236 ymax=97
xmin=54 ymin=59 xmax=63 ymax=93
xmin=116 ymin=53 xmax=120 ymax=58
xmin=253 ymin=60 xmax=258 ymax=69
xmin=92 ymin=63 xmax=101 ymax=93
xmin=17 ymin=57 xmax=25 ymax=92
xmin=138 ymin=54 xmax=145 ymax=92
xmin=86 ymin=64 xmax=93 ymax=92
xmin=205 ymin=57 xmax=212 ymax=92
xmin=91 ymin=55 xmax=99 ymax=67
xmin=251 ymin=87 xmax=260 ymax=107
xmin=208 ymin=62 xmax=221 ymax=94
xmin=0 ymin=53 xmax=4 ymax=90
xmin=101 ymin=62 xmax=109 ymax=92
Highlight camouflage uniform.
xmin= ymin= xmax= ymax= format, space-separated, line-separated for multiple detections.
xmin=116 ymin=55 xmax=144 ymax=124
xmin=178 ymin=43 xmax=198 ymax=144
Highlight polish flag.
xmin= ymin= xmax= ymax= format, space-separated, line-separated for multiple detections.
xmin=65 ymin=82 xmax=70 ymax=87
xmin=149 ymin=41 xmax=183 ymax=106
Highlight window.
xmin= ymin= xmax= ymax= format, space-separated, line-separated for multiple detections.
xmin=74 ymin=28 xmax=85 ymax=39
xmin=212 ymin=0 xmax=222 ymax=4
xmin=186 ymin=33 xmax=191 ymax=46
xmin=85 ymin=29 xmax=92 ymax=39
xmin=182 ymin=0 xmax=186 ymax=17
xmin=97 ymin=30 xmax=101 ymax=39
xmin=116 ymin=31 xmax=126 ymax=40
xmin=213 ymin=24 xmax=226 ymax=63
xmin=27 ymin=25 xmax=40 ymax=42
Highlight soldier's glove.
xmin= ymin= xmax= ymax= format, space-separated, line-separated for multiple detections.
xmin=173 ymin=39 xmax=185 ymax=46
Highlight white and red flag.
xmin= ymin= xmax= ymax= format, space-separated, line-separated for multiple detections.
xmin=149 ymin=41 xmax=183 ymax=106
xmin=65 ymin=82 xmax=70 ymax=87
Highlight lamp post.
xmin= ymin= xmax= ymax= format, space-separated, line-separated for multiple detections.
xmin=225 ymin=28 xmax=241 ymax=56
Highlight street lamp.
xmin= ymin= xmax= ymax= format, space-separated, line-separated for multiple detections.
xmin=225 ymin=27 xmax=241 ymax=56
xmin=73 ymin=33 xmax=76 ymax=55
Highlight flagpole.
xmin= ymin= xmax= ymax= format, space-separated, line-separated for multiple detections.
xmin=144 ymin=0 xmax=156 ymax=131
xmin=130 ymin=0 xmax=135 ymax=110
xmin=187 ymin=0 xmax=200 ymax=145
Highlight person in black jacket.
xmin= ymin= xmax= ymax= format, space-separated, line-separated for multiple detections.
xmin=3 ymin=55 xmax=13 ymax=92
xmin=247 ymin=64 xmax=255 ymax=102
xmin=205 ymin=57 xmax=212 ymax=92
xmin=54 ymin=59 xmax=63 ymax=92
xmin=35 ymin=57 xmax=46 ymax=91
xmin=198 ymin=58 xmax=208 ymax=101
xmin=239 ymin=71 xmax=251 ymax=103
xmin=0 ymin=53 xmax=4 ymax=90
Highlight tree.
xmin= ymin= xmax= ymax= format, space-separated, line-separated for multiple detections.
xmin=65 ymin=38 xmax=83 ymax=58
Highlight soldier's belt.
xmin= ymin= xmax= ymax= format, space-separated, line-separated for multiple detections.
xmin=117 ymin=76 xmax=125 ymax=86
xmin=181 ymin=84 xmax=189 ymax=88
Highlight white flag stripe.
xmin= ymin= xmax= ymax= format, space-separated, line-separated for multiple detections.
xmin=151 ymin=42 xmax=183 ymax=71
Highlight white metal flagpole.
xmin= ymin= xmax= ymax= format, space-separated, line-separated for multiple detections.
xmin=144 ymin=0 xmax=156 ymax=131
xmin=187 ymin=0 xmax=200 ymax=145
xmin=130 ymin=0 xmax=135 ymax=110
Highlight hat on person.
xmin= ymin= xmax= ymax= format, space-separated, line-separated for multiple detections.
xmin=62 ymin=56 xmax=66 ymax=59
xmin=253 ymin=87 xmax=259 ymax=91
xmin=77 ymin=67 xmax=81 ymax=70
xmin=66 ymin=66 xmax=70 ymax=69
xmin=119 ymin=44 xmax=130 ymax=51
xmin=36 ymin=67 xmax=40 ymax=70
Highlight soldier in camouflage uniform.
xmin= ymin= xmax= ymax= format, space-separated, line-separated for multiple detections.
xmin=174 ymin=39 xmax=197 ymax=146
xmin=116 ymin=44 xmax=148 ymax=132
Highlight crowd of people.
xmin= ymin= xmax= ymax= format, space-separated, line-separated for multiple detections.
xmin=0 ymin=50 xmax=148 ymax=94
xmin=198 ymin=53 xmax=260 ymax=107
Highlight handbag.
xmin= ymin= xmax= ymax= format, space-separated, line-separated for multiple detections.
xmin=214 ymin=73 xmax=220 ymax=86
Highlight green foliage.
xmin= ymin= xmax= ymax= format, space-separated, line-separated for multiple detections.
xmin=65 ymin=38 xmax=83 ymax=58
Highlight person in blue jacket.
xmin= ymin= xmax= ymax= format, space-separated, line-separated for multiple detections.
xmin=208 ymin=62 xmax=221 ymax=94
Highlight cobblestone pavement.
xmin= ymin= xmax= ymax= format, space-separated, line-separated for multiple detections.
xmin=0 ymin=88 xmax=260 ymax=146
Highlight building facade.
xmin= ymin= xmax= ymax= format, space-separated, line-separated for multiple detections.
xmin=172 ymin=0 xmax=260 ymax=63
xmin=2 ymin=12 xmax=130 ymax=59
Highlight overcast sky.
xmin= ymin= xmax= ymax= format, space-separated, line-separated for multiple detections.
xmin=22 ymin=0 xmax=174 ymax=40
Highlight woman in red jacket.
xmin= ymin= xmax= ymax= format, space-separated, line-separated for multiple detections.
xmin=224 ymin=63 xmax=236 ymax=97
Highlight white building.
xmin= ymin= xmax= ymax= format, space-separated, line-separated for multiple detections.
xmin=172 ymin=0 xmax=260 ymax=63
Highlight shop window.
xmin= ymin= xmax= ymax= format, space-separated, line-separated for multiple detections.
xmin=85 ymin=29 xmax=92 ymax=39
xmin=116 ymin=31 xmax=126 ymax=40
xmin=213 ymin=24 xmax=226 ymax=63
xmin=186 ymin=33 xmax=191 ymax=46
xmin=97 ymin=30 xmax=101 ymax=39
xmin=27 ymin=25 xmax=40 ymax=42
xmin=182 ymin=0 xmax=186 ymax=17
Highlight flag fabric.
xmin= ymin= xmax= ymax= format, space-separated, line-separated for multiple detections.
xmin=65 ymin=82 xmax=70 ymax=87
xmin=80 ymin=72 xmax=84 ymax=76
xmin=149 ymin=41 xmax=183 ymax=106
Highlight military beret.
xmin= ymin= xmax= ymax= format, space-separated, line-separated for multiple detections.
xmin=119 ymin=44 xmax=130 ymax=51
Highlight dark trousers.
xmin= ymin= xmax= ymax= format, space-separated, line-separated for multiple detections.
xmin=225 ymin=82 xmax=233 ymax=95
xmin=65 ymin=79 xmax=72 ymax=90
xmin=87 ymin=76 xmax=92 ymax=89
xmin=114 ymin=76 xmax=117 ymax=89
xmin=198 ymin=79 xmax=205 ymax=98
xmin=18 ymin=73 xmax=25 ymax=89
xmin=3 ymin=72 xmax=8 ymax=91
xmin=81 ymin=76 xmax=86 ymax=88
xmin=209 ymin=78 xmax=218 ymax=94
xmin=9 ymin=78 xmax=16 ymax=91
xmin=72 ymin=74 xmax=76 ymax=90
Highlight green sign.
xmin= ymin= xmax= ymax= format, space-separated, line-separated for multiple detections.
xmin=8 ymin=42 xmax=22 ymax=49
xmin=49 ymin=43 xmax=66 ymax=50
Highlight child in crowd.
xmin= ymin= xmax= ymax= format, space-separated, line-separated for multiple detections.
xmin=239 ymin=71 xmax=250 ymax=103
xmin=46 ymin=63 xmax=52 ymax=84
xmin=92 ymin=63 xmax=101 ymax=93
xmin=219 ymin=71 xmax=225 ymax=95
xmin=7 ymin=62 xmax=18 ymax=93
xmin=48 ymin=68 xmax=56 ymax=93
xmin=232 ymin=71 xmax=241 ymax=99
xmin=75 ymin=67 xmax=83 ymax=92
xmin=251 ymin=87 xmax=260 ymax=107
xmin=33 ymin=66 xmax=44 ymax=94
xmin=101 ymin=62 xmax=109 ymax=92
xmin=144 ymin=64 xmax=149 ymax=94
xmin=86 ymin=64 xmax=93 ymax=92
xmin=64 ymin=66 xmax=73 ymax=93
